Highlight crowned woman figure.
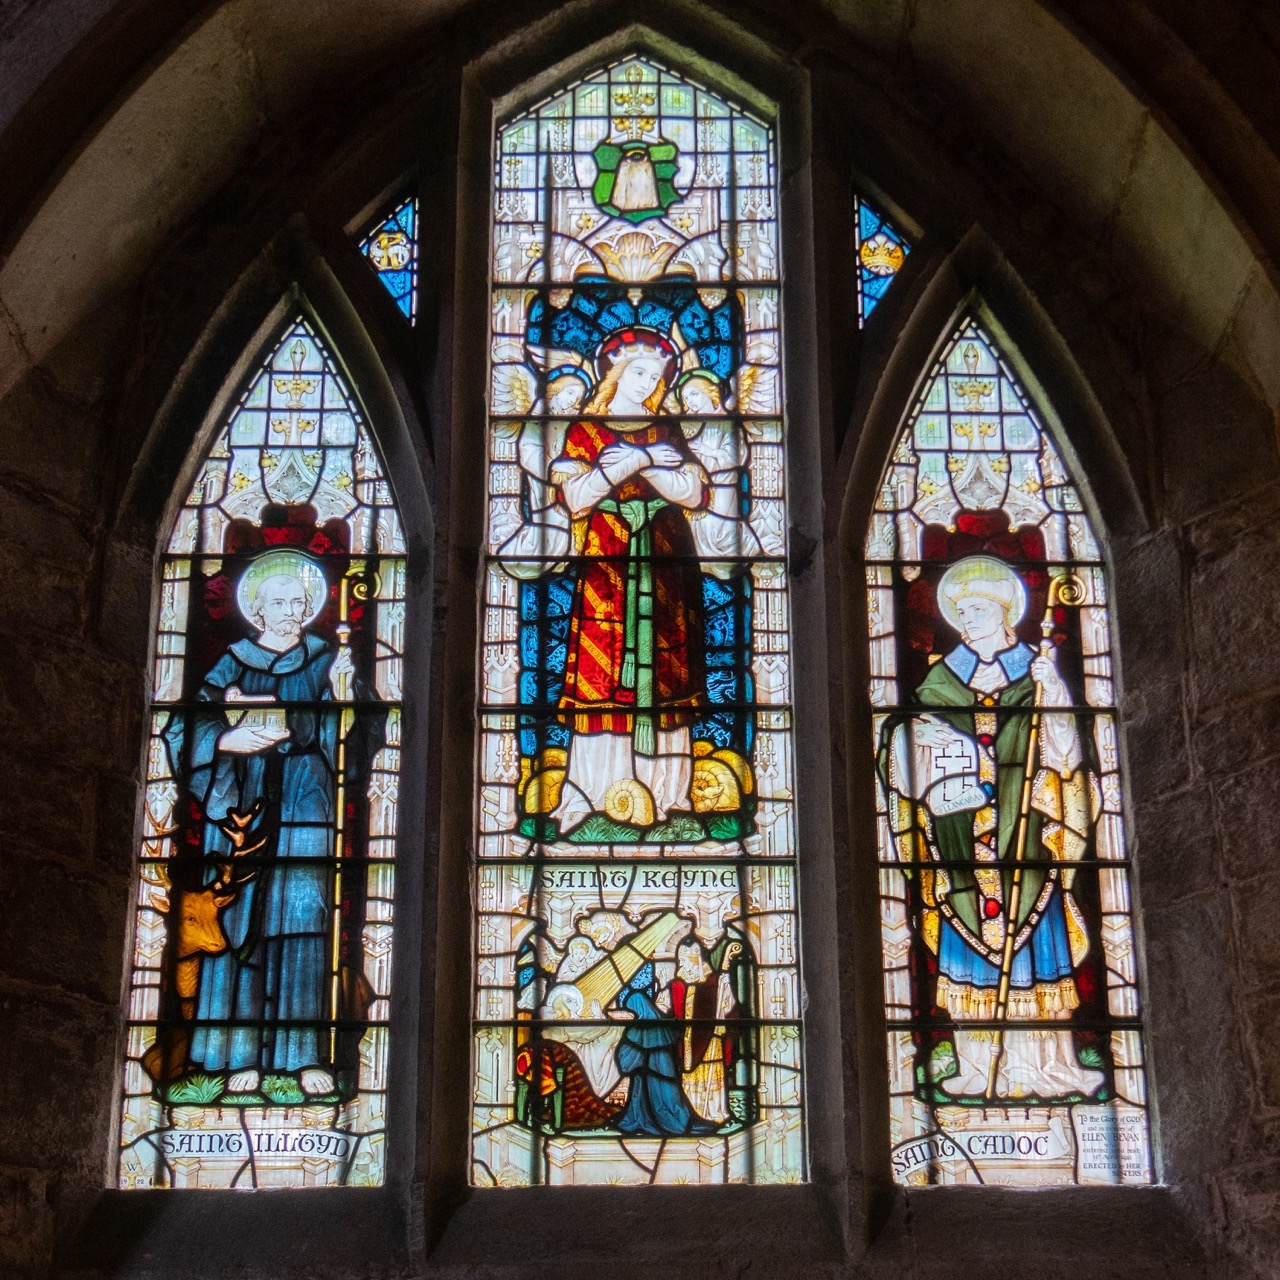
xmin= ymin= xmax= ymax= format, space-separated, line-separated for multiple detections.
xmin=879 ymin=554 xmax=1106 ymax=1102
xmin=548 ymin=329 xmax=709 ymax=833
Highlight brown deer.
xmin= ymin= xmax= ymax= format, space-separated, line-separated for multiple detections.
xmin=141 ymin=806 xmax=262 ymax=1083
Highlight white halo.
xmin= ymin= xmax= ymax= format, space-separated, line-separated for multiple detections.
xmin=235 ymin=550 xmax=329 ymax=630
xmin=936 ymin=554 xmax=1029 ymax=632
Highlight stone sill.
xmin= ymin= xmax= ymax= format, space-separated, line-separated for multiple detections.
xmin=59 ymin=1179 xmax=1206 ymax=1278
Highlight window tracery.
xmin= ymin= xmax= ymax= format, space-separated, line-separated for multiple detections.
xmin=853 ymin=193 xmax=909 ymax=326
xmin=358 ymin=196 xmax=420 ymax=323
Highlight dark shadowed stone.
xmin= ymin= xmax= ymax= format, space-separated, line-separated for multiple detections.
xmin=0 ymin=755 xmax=96 ymax=859
xmin=1134 ymin=786 xmax=1219 ymax=910
xmin=0 ymin=989 xmax=114 ymax=1176
xmin=1245 ymin=992 xmax=1280 ymax=1113
xmin=94 ymin=768 xmax=143 ymax=878
xmin=1157 ymin=364 xmax=1279 ymax=523
xmin=1144 ymin=891 xmax=1246 ymax=1180
xmin=0 ymin=368 xmax=100 ymax=508
xmin=1234 ymin=875 xmax=1280 ymax=989
xmin=1193 ymin=690 xmax=1280 ymax=780
xmin=1184 ymin=481 xmax=1280 ymax=561
xmin=1216 ymin=1163 xmax=1280 ymax=1280
xmin=0 ymin=545 xmax=88 ymax=637
xmin=1123 ymin=682 xmax=1192 ymax=798
xmin=1114 ymin=533 xmax=1185 ymax=691
xmin=1215 ymin=757 xmax=1280 ymax=884
xmin=97 ymin=537 xmax=153 ymax=667
xmin=1187 ymin=502 xmax=1280 ymax=712
xmin=0 ymin=636 xmax=135 ymax=771
xmin=870 ymin=1186 xmax=1203 ymax=1279
xmin=0 ymin=1165 xmax=54 ymax=1273
xmin=0 ymin=854 xmax=127 ymax=1003
xmin=0 ymin=481 xmax=91 ymax=567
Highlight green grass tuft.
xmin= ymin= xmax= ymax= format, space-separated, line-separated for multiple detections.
xmin=165 ymin=1073 xmax=224 ymax=1105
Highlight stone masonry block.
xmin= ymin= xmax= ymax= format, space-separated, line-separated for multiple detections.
xmin=0 ymin=854 xmax=128 ymax=1004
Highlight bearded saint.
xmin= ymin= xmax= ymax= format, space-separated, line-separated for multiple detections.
xmin=548 ymin=328 xmax=709 ymax=833
xmin=166 ymin=550 xmax=375 ymax=1099
xmin=879 ymin=555 xmax=1106 ymax=1103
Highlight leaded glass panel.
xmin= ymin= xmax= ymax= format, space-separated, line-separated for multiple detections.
xmin=117 ymin=316 xmax=405 ymax=1189
xmin=358 ymin=197 xmax=419 ymax=322
xmin=854 ymin=193 xmax=909 ymax=326
xmin=472 ymin=55 xmax=805 ymax=1187
xmin=868 ymin=318 xmax=1152 ymax=1186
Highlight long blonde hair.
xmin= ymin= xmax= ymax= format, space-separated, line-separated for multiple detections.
xmin=585 ymin=348 xmax=670 ymax=417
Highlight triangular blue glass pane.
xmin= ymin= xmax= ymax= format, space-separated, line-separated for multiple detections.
xmin=357 ymin=196 xmax=418 ymax=323
xmin=854 ymin=193 xmax=910 ymax=325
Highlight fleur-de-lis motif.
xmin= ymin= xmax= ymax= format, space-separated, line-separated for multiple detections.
xmin=270 ymin=416 xmax=317 ymax=446
xmin=952 ymin=342 xmax=995 ymax=412
xmin=612 ymin=64 xmax=656 ymax=141
xmin=271 ymin=339 xmax=319 ymax=410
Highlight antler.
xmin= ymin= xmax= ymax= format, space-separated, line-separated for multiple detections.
xmin=212 ymin=802 xmax=265 ymax=890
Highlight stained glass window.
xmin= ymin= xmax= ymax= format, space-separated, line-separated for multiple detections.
xmin=854 ymin=193 xmax=909 ymax=326
xmin=117 ymin=315 xmax=406 ymax=1189
xmin=867 ymin=318 xmax=1152 ymax=1186
xmin=472 ymin=55 xmax=804 ymax=1187
xmin=358 ymin=196 xmax=419 ymax=322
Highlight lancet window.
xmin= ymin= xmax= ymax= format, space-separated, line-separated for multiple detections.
xmin=117 ymin=314 xmax=406 ymax=1189
xmin=471 ymin=54 xmax=805 ymax=1186
xmin=868 ymin=318 xmax=1151 ymax=1186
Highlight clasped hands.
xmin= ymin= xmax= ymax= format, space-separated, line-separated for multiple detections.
xmin=598 ymin=441 xmax=683 ymax=487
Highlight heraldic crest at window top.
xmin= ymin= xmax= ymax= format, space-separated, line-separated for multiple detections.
xmin=867 ymin=319 xmax=1152 ymax=1187
xmin=853 ymin=192 xmax=909 ymax=326
xmin=358 ymin=196 xmax=419 ymax=322
xmin=472 ymin=54 xmax=804 ymax=1187
xmin=118 ymin=316 xmax=406 ymax=1189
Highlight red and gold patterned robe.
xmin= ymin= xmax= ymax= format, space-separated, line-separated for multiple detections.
xmin=556 ymin=419 xmax=706 ymax=738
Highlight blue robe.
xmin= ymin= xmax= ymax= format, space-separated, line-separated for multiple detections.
xmin=614 ymin=985 xmax=716 ymax=1137
xmin=168 ymin=633 xmax=341 ymax=1074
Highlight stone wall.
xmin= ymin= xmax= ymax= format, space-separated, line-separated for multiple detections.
xmin=1 ymin=1 xmax=1279 ymax=1276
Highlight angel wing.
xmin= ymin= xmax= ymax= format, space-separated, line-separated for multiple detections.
xmin=492 ymin=363 xmax=538 ymax=416
xmin=734 ymin=363 xmax=777 ymax=414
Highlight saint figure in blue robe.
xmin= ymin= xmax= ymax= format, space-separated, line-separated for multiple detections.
xmin=164 ymin=550 xmax=376 ymax=1098
xmin=613 ymin=963 xmax=718 ymax=1136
